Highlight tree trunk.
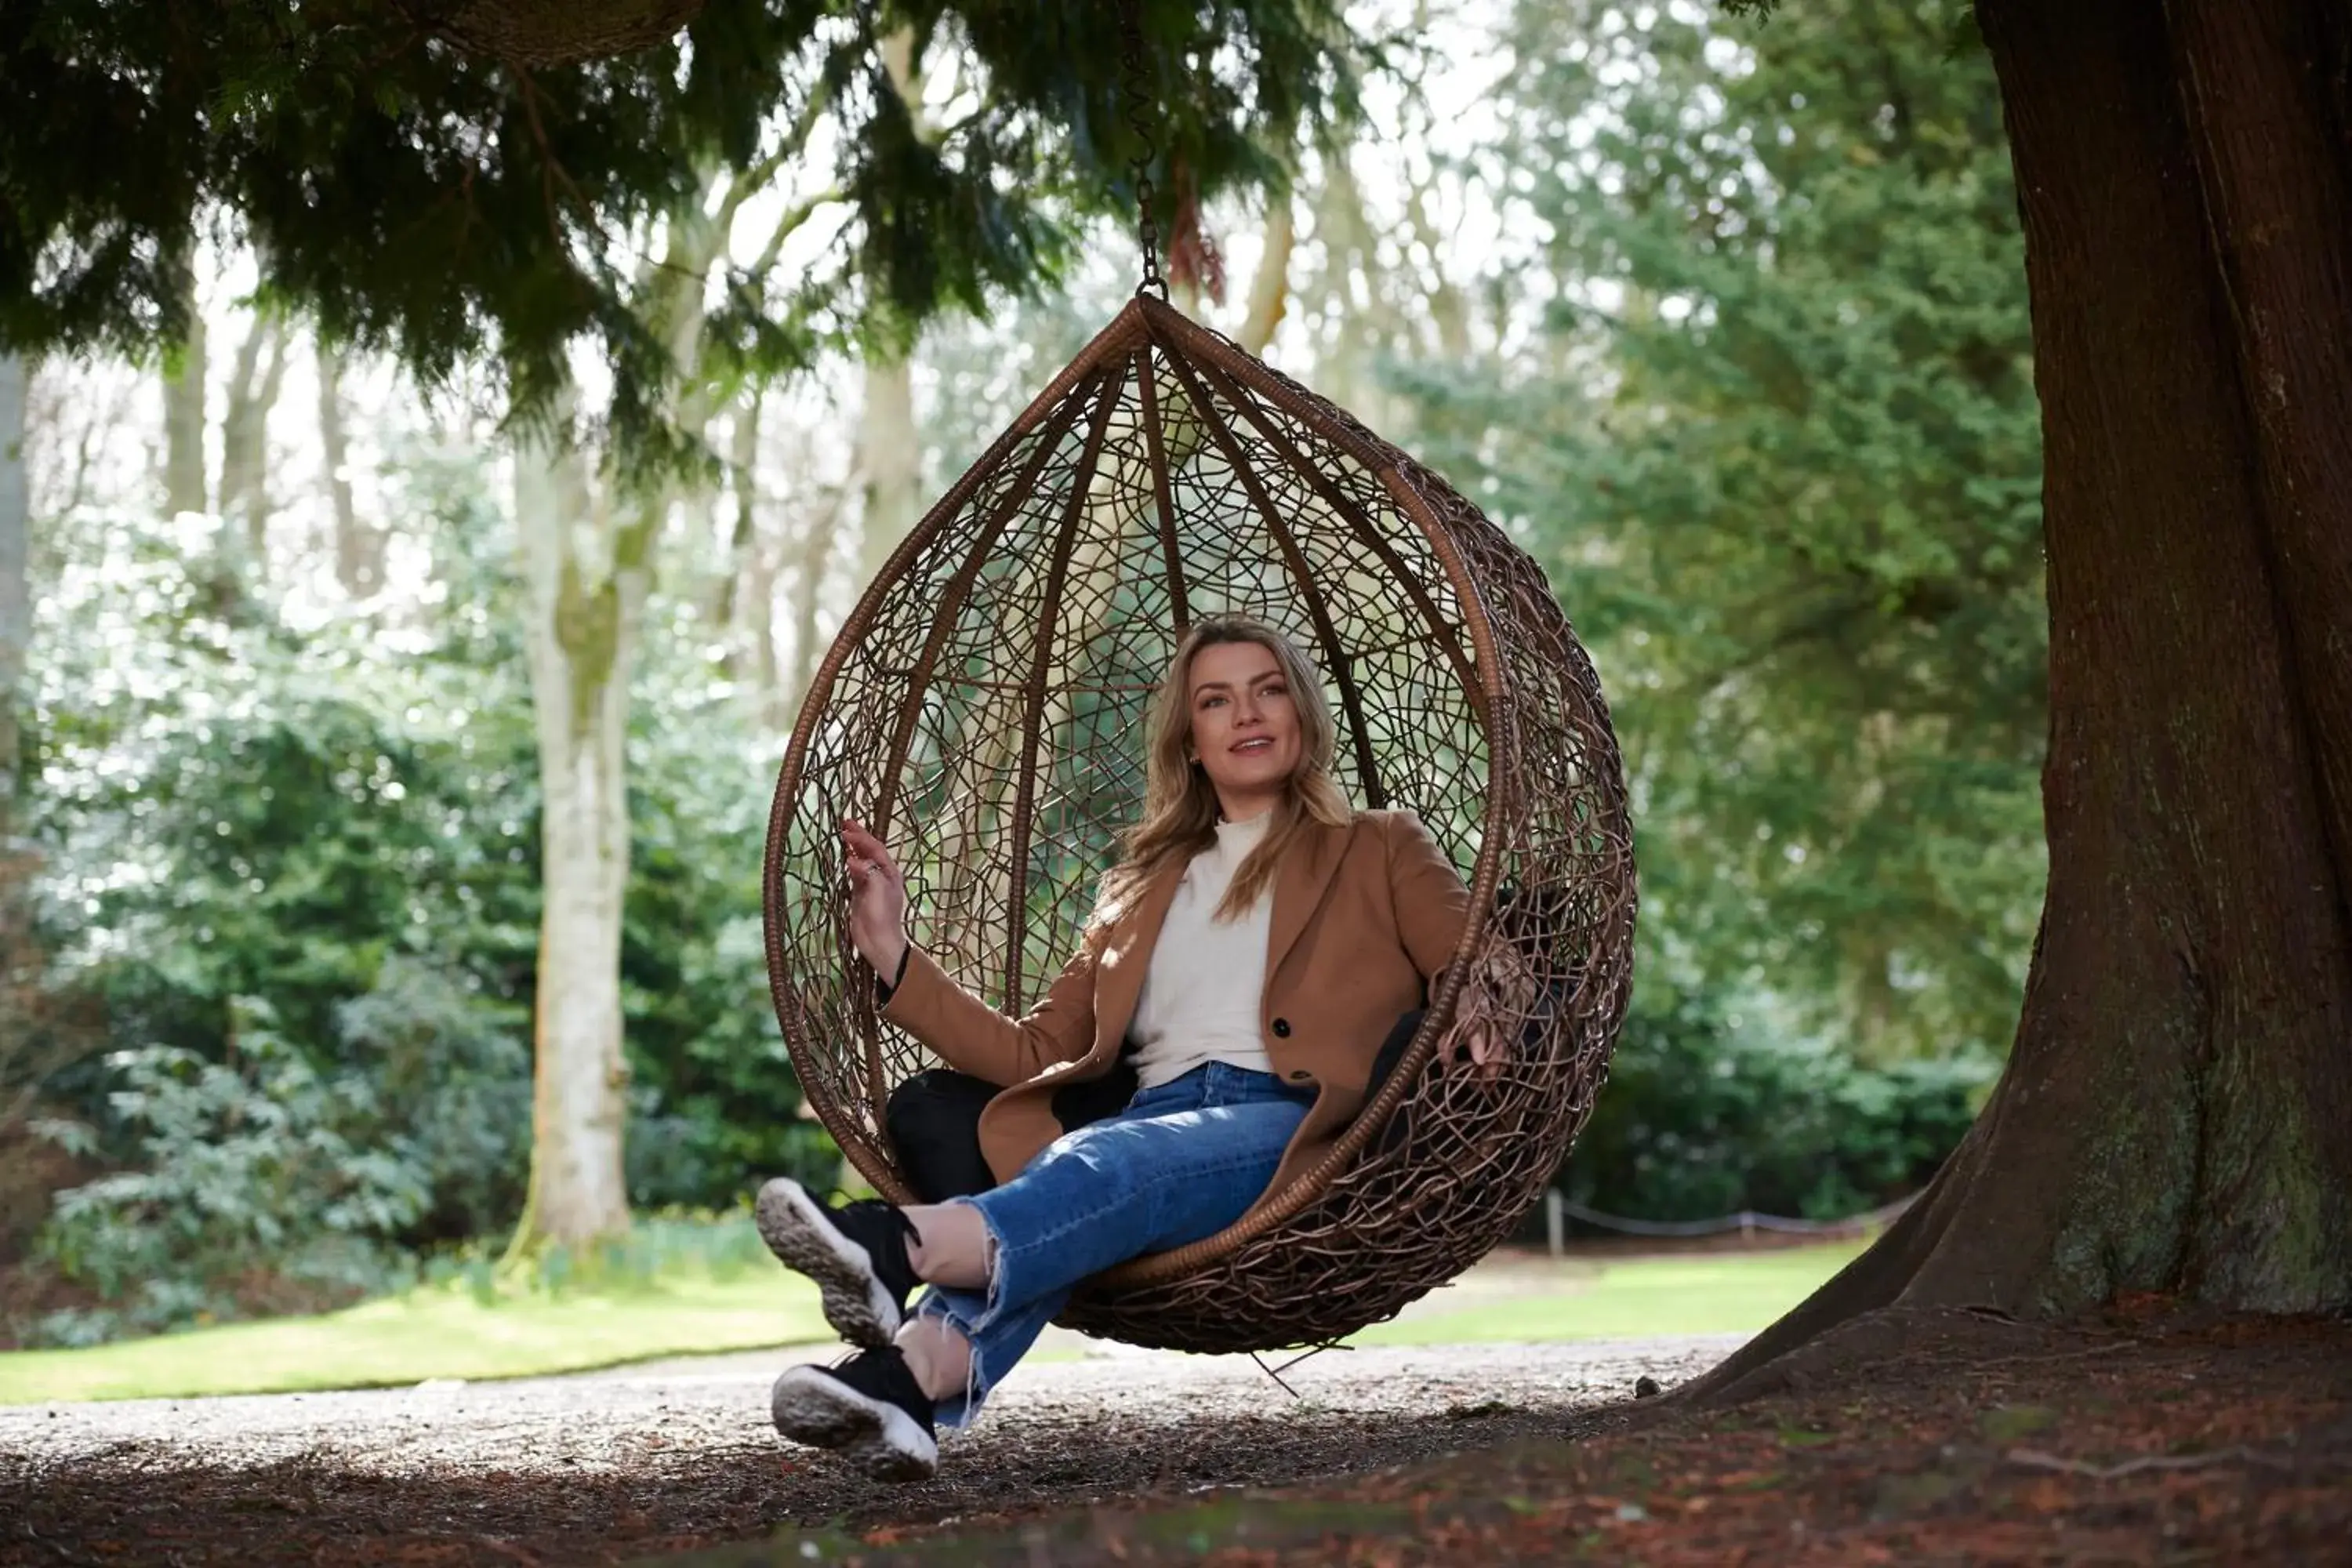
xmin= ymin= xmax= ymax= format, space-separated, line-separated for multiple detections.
xmin=704 ymin=394 xmax=760 ymax=631
xmin=0 ymin=355 xmax=27 ymax=814
xmin=1690 ymin=0 xmax=2352 ymax=1402
xmin=505 ymin=172 xmax=731 ymax=1254
xmin=780 ymin=481 xmax=844 ymax=724
xmin=162 ymin=299 xmax=208 ymax=520
xmin=855 ymin=355 xmax=920 ymax=581
xmin=318 ymin=342 xmax=378 ymax=597
xmin=1236 ymin=198 xmax=1296 ymax=358
xmin=509 ymin=423 xmax=644 ymax=1252
xmin=219 ymin=318 xmax=290 ymax=573
xmin=716 ymin=394 xmax=791 ymax=722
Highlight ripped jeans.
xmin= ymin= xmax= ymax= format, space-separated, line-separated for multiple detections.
xmin=914 ymin=1061 xmax=1314 ymax=1428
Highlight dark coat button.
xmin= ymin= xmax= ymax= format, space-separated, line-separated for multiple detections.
xmin=1271 ymin=1018 xmax=1292 ymax=1038
xmin=1287 ymin=1069 xmax=1312 ymax=1082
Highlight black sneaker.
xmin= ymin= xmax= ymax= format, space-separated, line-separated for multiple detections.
xmin=755 ymin=1178 xmax=921 ymax=1347
xmin=771 ymin=1345 xmax=938 ymax=1481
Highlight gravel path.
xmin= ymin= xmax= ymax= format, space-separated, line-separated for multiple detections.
xmin=0 ymin=1331 xmax=1739 ymax=1565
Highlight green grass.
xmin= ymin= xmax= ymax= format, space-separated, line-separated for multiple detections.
xmin=1344 ymin=1243 xmax=1863 ymax=1346
xmin=0 ymin=1272 xmax=837 ymax=1406
xmin=0 ymin=1243 xmax=1861 ymax=1406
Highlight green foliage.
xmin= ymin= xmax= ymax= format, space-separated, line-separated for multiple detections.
xmin=420 ymin=1210 xmax=779 ymax=1302
xmin=0 ymin=1 xmax=1360 ymax=454
xmin=1419 ymin=0 xmax=2045 ymax=1061
xmin=18 ymin=452 xmax=840 ymax=1340
xmin=1562 ymin=979 xmax=1994 ymax=1222
xmin=31 ymin=1021 xmax=430 ymax=1346
xmin=332 ymin=958 xmax=535 ymax=1245
xmin=618 ymin=613 xmax=839 ymax=1209
xmin=30 ymin=477 xmax=543 ymax=1103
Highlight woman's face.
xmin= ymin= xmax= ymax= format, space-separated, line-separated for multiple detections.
xmin=1185 ymin=639 xmax=1303 ymax=818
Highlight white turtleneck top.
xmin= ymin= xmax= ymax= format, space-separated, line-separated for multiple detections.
xmin=1126 ymin=810 xmax=1276 ymax=1089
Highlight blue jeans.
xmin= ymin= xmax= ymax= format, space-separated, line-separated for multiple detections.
xmin=914 ymin=1061 xmax=1313 ymax=1427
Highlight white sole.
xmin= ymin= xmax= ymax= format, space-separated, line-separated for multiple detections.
xmin=754 ymin=1179 xmax=902 ymax=1348
xmin=771 ymin=1366 xmax=938 ymax=1482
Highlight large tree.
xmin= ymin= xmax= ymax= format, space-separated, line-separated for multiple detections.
xmin=2 ymin=2 xmax=1365 ymax=1249
xmin=1697 ymin=0 xmax=2352 ymax=1392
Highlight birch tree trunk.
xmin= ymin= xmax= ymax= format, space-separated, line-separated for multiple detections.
xmin=715 ymin=394 xmax=790 ymax=722
xmin=712 ymin=392 xmax=762 ymax=630
xmin=510 ymin=423 xmax=646 ymax=1251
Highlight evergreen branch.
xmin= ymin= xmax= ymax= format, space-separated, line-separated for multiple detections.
xmin=511 ymin=66 xmax=599 ymax=249
xmin=717 ymin=82 xmax=839 ymax=231
xmin=749 ymin=191 xmax=844 ymax=285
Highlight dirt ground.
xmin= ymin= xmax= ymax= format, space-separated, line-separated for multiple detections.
xmin=735 ymin=1305 xmax=2352 ymax=1568
xmin=0 ymin=1330 xmax=1726 ymax=1565
xmin=2 ymin=1304 xmax=2347 ymax=1566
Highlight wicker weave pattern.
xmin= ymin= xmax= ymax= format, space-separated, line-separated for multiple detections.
xmin=763 ymin=296 xmax=1635 ymax=1352
xmin=425 ymin=0 xmax=706 ymax=64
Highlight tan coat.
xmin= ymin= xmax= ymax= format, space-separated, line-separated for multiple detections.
xmin=880 ymin=809 xmax=1472 ymax=1207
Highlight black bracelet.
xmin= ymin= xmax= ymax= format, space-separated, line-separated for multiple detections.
xmin=876 ymin=942 xmax=911 ymax=1004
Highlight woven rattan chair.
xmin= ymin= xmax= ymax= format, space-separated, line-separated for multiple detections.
xmin=430 ymin=1 xmax=706 ymax=64
xmin=762 ymin=293 xmax=1635 ymax=1353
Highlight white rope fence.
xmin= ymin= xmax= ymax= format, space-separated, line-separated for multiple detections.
xmin=1539 ymin=1190 xmax=1920 ymax=1255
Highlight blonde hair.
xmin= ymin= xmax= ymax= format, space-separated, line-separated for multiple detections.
xmin=1098 ymin=615 xmax=1356 ymax=925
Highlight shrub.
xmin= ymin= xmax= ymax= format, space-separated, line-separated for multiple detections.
xmin=24 ymin=958 xmax=534 ymax=1344
xmin=1559 ymin=983 xmax=1997 ymax=1225
xmin=33 ymin=1019 xmax=425 ymax=1341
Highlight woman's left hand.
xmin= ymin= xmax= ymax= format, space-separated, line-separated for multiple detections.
xmin=1441 ymin=942 xmax=1541 ymax=1080
xmin=1446 ymin=993 xmax=1511 ymax=1078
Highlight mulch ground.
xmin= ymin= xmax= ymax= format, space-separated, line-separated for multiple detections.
xmin=754 ymin=1307 xmax=2352 ymax=1568
xmin=0 ymin=1339 xmax=1718 ymax=1565
xmin=2 ymin=1310 xmax=2346 ymax=1566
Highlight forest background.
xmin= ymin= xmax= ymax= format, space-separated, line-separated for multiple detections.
xmin=0 ymin=0 xmax=2038 ymax=1350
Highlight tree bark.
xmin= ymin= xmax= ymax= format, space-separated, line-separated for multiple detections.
xmin=1690 ymin=0 xmax=2352 ymax=1402
xmin=715 ymin=394 xmax=789 ymax=721
xmin=506 ymin=172 xmax=735 ymax=1252
xmin=1236 ymin=198 xmax=1296 ymax=356
xmin=855 ymin=354 xmax=920 ymax=581
xmin=509 ymin=422 xmax=644 ymax=1252
xmin=218 ymin=318 xmax=290 ymax=572
xmin=0 ymin=355 xmax=27 ymax=812
xmin=317 ymin=342 xmax=377 ymax=597
xmin=780 ymin=477 xmax=844 ymax=724
xmin=161 ymin=293 xmax=208 ymax=520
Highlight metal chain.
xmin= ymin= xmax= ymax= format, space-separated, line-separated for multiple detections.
xmin=1116 ymin=0 xmax=1168 ymax=299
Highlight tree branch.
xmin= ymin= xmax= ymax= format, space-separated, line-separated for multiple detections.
xmin=715 ymin=80 xmax=838 ymax=230
xmin=749 ymin=191 xmax=845 ymax=284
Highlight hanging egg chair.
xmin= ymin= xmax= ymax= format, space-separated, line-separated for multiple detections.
xmin=764 ymin=4 xmax=1629 ymax=1353
xmin=760 ymin=286 xmax=1637 ymax=1353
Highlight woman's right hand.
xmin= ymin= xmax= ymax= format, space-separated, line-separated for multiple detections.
xmin=840 ymin=819 xmax=909 ymax=982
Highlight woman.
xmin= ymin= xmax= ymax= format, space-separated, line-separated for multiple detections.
xmin=756 ymin=615 xmax=1497 ymax=1479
